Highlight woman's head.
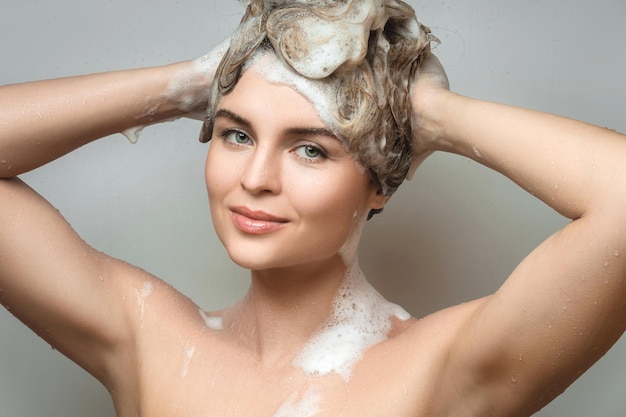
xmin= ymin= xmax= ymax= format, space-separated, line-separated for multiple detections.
xmin=205 ymin=67 xmax=387 ymax=271
xmin=201 ymin=0 xmax=433 ymax=199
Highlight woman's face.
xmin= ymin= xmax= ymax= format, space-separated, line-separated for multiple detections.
xmin=205 ymin=68 xmax=385 ymax=271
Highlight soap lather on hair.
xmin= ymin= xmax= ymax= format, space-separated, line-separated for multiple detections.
xmin=202 ymin=0 xmax=436 ymax=199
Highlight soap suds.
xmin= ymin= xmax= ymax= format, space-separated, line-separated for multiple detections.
xmin=272 ymin=384 xmax=322 ymax=417
xmin=167 ymin=37 xmax=231 ymax=113
xmin=207 ymin=0 xmax=433 ymax=197
xmin=292 ymin=210 xmax=410 ymax=380
xmin=122 ymin=126 xmax=145 ymax=144
xmin=181 ymin=343 xmax=196 ymax=378
xmin=293 ymin=265 xmax=410 ymax=380
xmin=247 ymin=51 xmax=339 ymax=139
xmin=121 ymin=37 xmax=230 ymax=144
xmin=472 ymin=145 xmax=484 ymax=159
xmin=199 ymin=309 xmax=224 ymax=330
xmin=264 ymin=0 xmax=426 ymax=79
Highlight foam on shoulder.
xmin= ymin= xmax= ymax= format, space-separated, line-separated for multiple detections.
xmin=293 ymin=261 xmax=410 ymax=380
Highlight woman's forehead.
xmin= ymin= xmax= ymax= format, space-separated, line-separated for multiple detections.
xmin=218 ymin=68 xmax=331 ymax=133
xmin=240 ymin=51 xmax=341 ymax=132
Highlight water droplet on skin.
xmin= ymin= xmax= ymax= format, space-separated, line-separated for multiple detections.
xmin=615 ymin=250 xmax=620 ymax=257
xmin=510 ymin=377 xmax=518 ymax=383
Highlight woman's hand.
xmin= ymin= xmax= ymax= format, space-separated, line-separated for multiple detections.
xmin=166 ymin=37 xmax=230 ymax=121
xmin=407 ymin=53 xmax=450 ymax=179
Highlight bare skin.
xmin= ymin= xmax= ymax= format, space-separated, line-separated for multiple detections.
xmin=1 ymin=50 xmax=626 ymax=417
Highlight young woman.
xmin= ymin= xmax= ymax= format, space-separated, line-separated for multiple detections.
xmin=1 ymin=1 xmax=625 ymax=416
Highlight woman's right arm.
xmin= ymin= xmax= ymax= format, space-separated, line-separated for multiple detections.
xmin=0 ymin=62 xmax=210 ymax=175
xmin=0 ymin=61 xmax=211 ymax=389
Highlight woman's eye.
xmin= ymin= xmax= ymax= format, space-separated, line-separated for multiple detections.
xmin=222 ymin=130 xmax=251 ymax=145
xmin=295 ymin=144 xmax=326 ymax=161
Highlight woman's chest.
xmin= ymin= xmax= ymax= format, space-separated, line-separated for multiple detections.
xmin=129 ymin=335 xmax=439 ymax=417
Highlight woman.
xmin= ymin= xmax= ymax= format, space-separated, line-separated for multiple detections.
xmin=1 ymin=1 xmax=625 ymax=417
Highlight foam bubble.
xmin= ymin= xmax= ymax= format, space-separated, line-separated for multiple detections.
xmin=122 ymin=126 xmax=145 ymax=144
xmin=293 ymin=265 xmax=410 ymax=380
xmin=122 ymin=37 xmax=231 ymax=144
xmin=267 ymin=0 xmax=424 ymax=79
xmin=199 ymin=309 xmax=224 ymax=330
xmin=167 ymin=37 xmax=231 ymax=113
xmin=247 ymin=51 xmax=340 ymax=138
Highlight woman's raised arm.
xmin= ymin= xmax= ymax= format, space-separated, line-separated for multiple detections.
xmin=411 ymin=56 xmax=626 ymax=416
xmin=0 ymin=52 xmax=220 ymax=391
xmin=0 ymin=58 xmax=218 ymax=177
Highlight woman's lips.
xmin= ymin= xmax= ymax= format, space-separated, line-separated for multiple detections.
xmin=229 ymin=207 xmax=289 ymax=235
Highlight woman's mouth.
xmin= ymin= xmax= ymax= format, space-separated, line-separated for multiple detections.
xmin=229 ymin=206 xmax=289 ymax=235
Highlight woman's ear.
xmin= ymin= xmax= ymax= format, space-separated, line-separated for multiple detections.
xmin=367 ymin=191 xmax=391 ymax=220
xmin=365 ymin=169 xmax=390 ymax=218
xmin=367 ymin=187 xmax=391 ymax=211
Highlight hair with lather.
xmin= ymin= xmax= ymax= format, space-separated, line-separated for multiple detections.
xmin=200 ymin=0 xmax=433 ymax=208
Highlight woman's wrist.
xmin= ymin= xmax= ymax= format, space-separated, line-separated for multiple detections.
xmin=411 ymin=87 xmax=456 ymax=153
xmin=161 ymin=60 xmax=213 ymax=121
xmin=163 ymin=39 xmax=229 ymax=121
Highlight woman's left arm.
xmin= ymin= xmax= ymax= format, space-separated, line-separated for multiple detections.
xmin=412 ymin=57 xmax=626 ymax=416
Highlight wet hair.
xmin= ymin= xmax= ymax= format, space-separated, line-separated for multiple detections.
xmin=200 ymin=0 xmax=434 ymax=214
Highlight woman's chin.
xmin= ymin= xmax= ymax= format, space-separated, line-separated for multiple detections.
xmin=225 ymin=249 xmax=285 ymax=272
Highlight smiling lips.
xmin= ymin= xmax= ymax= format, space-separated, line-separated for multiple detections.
xmin=229 ymin=206 xmax=289 ymax=235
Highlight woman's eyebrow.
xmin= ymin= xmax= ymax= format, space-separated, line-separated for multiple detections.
xmin=214 ymin=109 xmax=253 ymax=130
xmin=285 ymin=126 xmax=339 ymax=141
xmin=215 ymin=109 xmax=339 ymax=141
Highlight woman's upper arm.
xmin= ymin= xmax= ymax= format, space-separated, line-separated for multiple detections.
xmin=412 ymin=92 xmax=626 ymax=415
xmin=0 ymin=177 xmax=146 ymax=385
xmin=446 ymin=207 xmax=626 ymax=415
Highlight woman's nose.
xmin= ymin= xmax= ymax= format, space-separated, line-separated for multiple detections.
xmin=240 ymin=145 xmax=282 ymax=195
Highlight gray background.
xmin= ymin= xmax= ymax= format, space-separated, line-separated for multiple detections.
xmin=1 ymin=1 xmax=625 ymax=416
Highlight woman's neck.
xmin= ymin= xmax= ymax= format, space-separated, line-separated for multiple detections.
xmin=217 ymin=252 xmax=411 ymax=381
xmin=221 ymin=254 xmax=350 ymax=367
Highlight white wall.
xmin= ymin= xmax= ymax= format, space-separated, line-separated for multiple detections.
xmin=1 ymin=1 xmax=624 ymax=416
